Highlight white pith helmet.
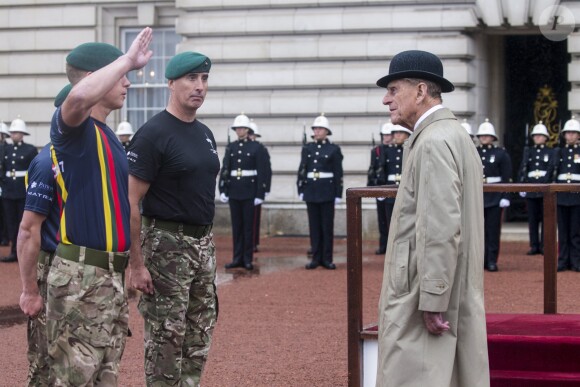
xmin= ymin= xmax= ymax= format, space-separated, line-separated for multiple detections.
xmin=381 ymin=121 xmax=394 ymax=135
xmin=9 ymin=117 xmax=29 ymax=135
xmin=248 ymin=120 xmax=261 ymax=137
xmin=311 ymin=113 xmax=332 ymax=135
xmin=562 ymin=116 xmax=580 ymax=133
xmin=461 ymin=119 xmax=473 ymax=136
xmin=391 ymin=125 xmax=413 ymax=136
xmin=116 ymin=121 xmax=134 ymax=136
xmin=530 ymin=121 xmax=549 ymax=138
xmin=231 ymin=113 xmax=251 ymax=130
xmin=476 ymin=118 xmax=497 ymax=140
xmin=0 ymin=122 xmax=10 ymax=136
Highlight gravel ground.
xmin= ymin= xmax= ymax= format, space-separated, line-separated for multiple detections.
xmin=0 ymin=235 xmax=579 ymax=386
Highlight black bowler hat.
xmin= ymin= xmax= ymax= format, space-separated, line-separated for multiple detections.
xmin=376 ymin=50 xmax=454 ymax=92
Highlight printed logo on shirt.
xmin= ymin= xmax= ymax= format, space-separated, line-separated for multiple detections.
xmin=127 ymin=150 xmax=138 ymax=163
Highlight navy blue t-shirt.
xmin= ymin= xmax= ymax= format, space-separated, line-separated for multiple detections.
xmin=50 ymin=108 xmax=131 ymax=252
xmin=25 ymin=144 xmax=61 ymax=253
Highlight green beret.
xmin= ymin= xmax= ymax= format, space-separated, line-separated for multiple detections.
xmin=66 ymin=42 xmax=123 ymax=72
xmin=165 ymin=52 xmax=211 ymax=80
xmin=54 ymin=84 xmax=72 ymax=107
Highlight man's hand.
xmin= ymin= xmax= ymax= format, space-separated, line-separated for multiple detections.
xmin=130 ymin=264 xmax=154 ymax=295
xmin=20 ymin=290 xmax=43 ymax=318
xmin=334 ymin=197 xmax=341 ymax=205
xmin=254 ymin=198 xmax=263 ymax=206
xmin=423 ymin=311 xmax=450 ymax=335
xmin=220 ymin=193 xmax=229 ymax=203
xmin=125 ymin=27 xmax=154 ymax=71
xmin=499 ymin=198 xmax=510 ymax=208
xmin=519 ymin=192 xmax=527 ymax=198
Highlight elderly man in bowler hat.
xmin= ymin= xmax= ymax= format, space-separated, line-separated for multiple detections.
xmin=375 ymin=50 xmax=489 ymax=386
xmin=47 ymin=28 xmax=153 ymax=385
xmin=128 ymin=51 xmax=219 ymax=386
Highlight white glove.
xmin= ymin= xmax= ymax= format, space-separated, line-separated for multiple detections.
xmin=334 ymin=197 xmax=342 ymax=205
xmin=219 ymin=193 xmax=229 ymax=203
xmin=254 ymin=198 xmax=263 ymax=206
xmin=265 ymin=192 xmax=270 ymax=198
xmin=299 ymin=193 xmax=304 ymax=201
xmin=377 ymin=197 xmax=386 ymax=201
xmin=499 ymin=198 xmax=510 ymax=208
xmin=519 ymin=192 xmax=527 ymax=198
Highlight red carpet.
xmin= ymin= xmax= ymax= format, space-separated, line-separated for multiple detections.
xmin=487 ymin=313 xmax=580 ymax=386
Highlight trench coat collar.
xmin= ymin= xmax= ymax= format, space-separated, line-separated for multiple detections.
xmin=408 ymin=107 xmax=456 ymax=149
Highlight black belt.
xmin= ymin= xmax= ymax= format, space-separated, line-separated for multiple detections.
xmin=37 ymin=249 xmax=55 ymax=266
xmin=142 ymin=216 xmax=212 ymax=238
xmin=55 ymin=243 xmax=128 ymax=273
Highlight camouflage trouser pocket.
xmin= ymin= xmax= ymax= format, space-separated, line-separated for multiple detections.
xmin=65 ymin=307 xmax=112 ymax=348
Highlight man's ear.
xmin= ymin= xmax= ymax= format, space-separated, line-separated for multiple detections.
xmin=416 ymin=82 xmax=428 ymax=103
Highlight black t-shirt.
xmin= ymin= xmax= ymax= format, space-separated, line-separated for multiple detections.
xmin=128 ymin=110 xmax=220 ymax=225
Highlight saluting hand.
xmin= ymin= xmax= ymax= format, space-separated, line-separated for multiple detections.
xmin=125 ymin=27 xmax=154 ymax=71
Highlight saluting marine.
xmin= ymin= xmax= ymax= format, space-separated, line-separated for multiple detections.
xmin=297 ymin=113 xmax=343 ymax=270
xmin=1 ymin=117 xmax=38 ymax=262
xmin=220 ymin=114 xmax=269 ymax=270
xmin=367 ymin=121 xmax=393 ymax=255
xmin=555 ymin=116 xmax=580 ymax=272
xmin=116 ymin=120 xmax=134 ymax=152
xmin=248 ymin=120 xmax=272 ymax=253
xmin=476 ymin=118 xmax=512 ymax=272
xmin=518 ymin=121 xmax=556 ymax=256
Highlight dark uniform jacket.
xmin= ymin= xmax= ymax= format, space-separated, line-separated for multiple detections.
xmin=257 ymin=142 xmax=272 ymax=194
xmin=1 ymin=141 xmax=38 ymax=199
xmin=297 ymin=140 xmax=343 ymax=203
xmin=379 ymin=144 xmax=404 ymax=204
xmin=367 ymin=144 xmax=388 ymax=187
xmin=555 ymin=144 xmax=580 ymax=206
xmin=518 ymin=144 xmax=557 ymax=198
xmin=219 ymin=138 xmax=269 ymax=201
xmin=477 ymin=144 xmax=512 ymax=208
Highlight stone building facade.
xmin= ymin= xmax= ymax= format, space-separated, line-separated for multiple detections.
xmin=1 ymin=0 xmax=579 ymax=237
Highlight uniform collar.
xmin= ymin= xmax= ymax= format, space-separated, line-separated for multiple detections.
xmin=315 ymin=140 xmax=328 ymax=145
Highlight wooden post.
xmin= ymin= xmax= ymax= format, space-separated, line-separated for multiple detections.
xmin=543 ymin=187 xmax=558 ymax=314
xmin=346 ymin=191 xmax=363 ymax=387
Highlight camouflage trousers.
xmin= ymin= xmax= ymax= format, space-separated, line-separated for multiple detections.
xmin=26 ymin=251 xmax=52 ymax=387
xmin=46 ymin=248 xmax=128 ymax=386
xmin=138 ymin=225 xmax=217 ymax=387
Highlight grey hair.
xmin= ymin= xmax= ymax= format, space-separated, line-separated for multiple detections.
xmin=404 ymin=78 xmax=442 ymax=101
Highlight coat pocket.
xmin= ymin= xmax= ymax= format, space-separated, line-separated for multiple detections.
xmin=392 ymin=240 xmax=410 ymax=297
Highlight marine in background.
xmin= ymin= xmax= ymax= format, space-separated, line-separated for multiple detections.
xmin=517 ymin=121 xmax=556 ymax=256
xmin=554 ymin=116 xmax=580 ymax=272
xmin=367 ymin=121 xmax=393 ymax=255
xmin=116 ymin=120 xmax=134 ymax=151
xmin=476 ymin=118 xmax=512 ymax=272
xmin=219 ymin=113 xmax=269 ymax=270
xmin=248 ymin=119 xmax=272 ymax=253
xmin=297 ymin=113 xmax=343 ymax=270
xmin=1 ymin=117 xmax=38 ymax=263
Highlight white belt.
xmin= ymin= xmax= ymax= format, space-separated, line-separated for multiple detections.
xmin=230 ymin=169 xmax=257 ymax=177
xmin=5 ymin=170 xmax=26 ymax=178
xmin=558 ymin=173 xmax=580 ymax=182
xmin=483 ymin=176 xmax=501 ymax=183
xmin=528 ymin=170 xmax=547 ymax=178
xmin=387 ymin=174 xmax=402 ymax=182
xmin=307 ymin=172 xmax=333 ymax=179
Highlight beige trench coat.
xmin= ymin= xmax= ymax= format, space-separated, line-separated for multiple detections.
xmin=376 ymin=108 xmax=490 ymax=387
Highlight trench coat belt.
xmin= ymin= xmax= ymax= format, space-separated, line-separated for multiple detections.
xmin=387 ymin=174 xmax=402 ymax=182
xmin=230 ymin=169 xmax=257 ymax=177
xmin=528 ymin=170 xmax=547 ymax=178
xmin=307 ymin=172 xmax=333 ymax=179
xmin=483 ymin=176 xmax=501 ymax=183
xmin=55 ymin=243 xmax=129 ymax=273
xmin=5 ymin=170 xmax=26 ymax=178
xmin=558 ymin=173 xmax=580 ymax=182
